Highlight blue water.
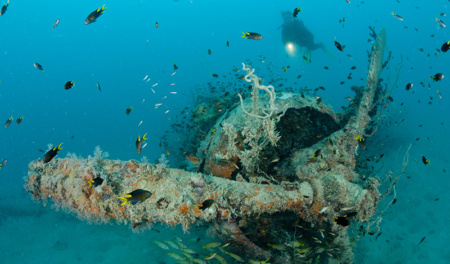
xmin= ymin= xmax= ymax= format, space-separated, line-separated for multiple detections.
xmin=1 ymin=0 xmax=450 ymax=263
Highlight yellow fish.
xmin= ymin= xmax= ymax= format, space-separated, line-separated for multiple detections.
xmin=202 ymin=242 xmax=221 ymax=249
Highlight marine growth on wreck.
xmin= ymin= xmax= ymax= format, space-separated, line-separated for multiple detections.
xmin=24 ymin=28 xmax=403 ymax=264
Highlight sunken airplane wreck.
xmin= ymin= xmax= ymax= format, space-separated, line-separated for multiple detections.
xmin=26 ymin=28 xmax=393 ymax=264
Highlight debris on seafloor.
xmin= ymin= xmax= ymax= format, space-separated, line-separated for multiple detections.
xmin=25 ymin=28 xmax=393 ymax=264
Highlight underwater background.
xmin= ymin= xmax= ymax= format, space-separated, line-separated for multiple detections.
xmin=1 ymin=0 xmax=449 ymax=263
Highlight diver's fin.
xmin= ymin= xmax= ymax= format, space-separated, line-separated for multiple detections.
xmin=322 ymin=46 xmax=335 ymax=60
xmin=302 ymin=50 xmax=312 ymax=63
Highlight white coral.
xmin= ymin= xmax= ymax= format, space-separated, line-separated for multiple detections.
xmin=220 ymin=65 xmax=280 ymax=174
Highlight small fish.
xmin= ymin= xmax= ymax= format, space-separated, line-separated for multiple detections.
xmin=186 ymin=155 xmax=201 ymax=165
xmin=437 ymin=90 xmax=442 ymax=99
xmin=15 ymin=116 xmax=24 ymax=125
xmin=225 ymin=252 xmax=245 ymax=262
xmin=96 ymin=82 xmax=101 ymax=92
xmin=436 ymin=18 xmax=446 ymax=28
xmin=241 ymin=32 xmax=263 ymax=40
xmin=332 ymin=216 xmax=350 ymax=226
xmin=313 ymin=149 xmax=322 ymax=159
xmin=391 ymin=12 xmax=403 ymax=21
xmin=164 ymin=240 xmax=179 ymax=249
xmin=249 ymin=258 xmax=271 ymax=264
xmin=154 ymin=241 xmax=169 ymax=250
xmin=202 ymin=242 xmax=221 ymax=249
xmin=267 ymin=244 xmax=287 ymax=250
xmin=293 ymin=7 xmax=302 ymax=18
xmin=181 ymin=248 xmax=196 ymax=254
xmin=315 ymin=96 xmax=322 ymax=105
xmin=64 ymin=81 xmax=75 ymax=90
xmin=34 ymin=62 xmax=44 ymax=72
xmin=0 ymin=0 xmax=9 ymax=16
xmin=136 ymin=133 xmax=147 ymax=154
xmin=226 ymin=40 xmax=230 ymax=47
xmin=441 ymin=41 xmax=450 ymax=52
xmin=167 ymin=253 xmax=184 ymax=260
xmin=125 ymin=107 xmax=133 ymax=115
xmin=431 ymin=73 xmax=444 ymax=82
xmin=418 ymin=236 xmax=426 ymax=245
xmin=175 ymin=241 xmax=187 ymax=248
xmin=334 ymin=39 xmax=345 ymax=51
xmin=194 ymin=199 xmax=214 ymax=211
xmin=0 ymin=159 xmax=7 ymax=170
xmin=155 ymin=21 xmax=159 ymax=28
xmin=205 ymin=253 xmax=216 ymax=260
xmin=88 ymin=177 xmax=104 ymax=187
xmin=43 ymin=143 xmax=63 ymax=163
xmin=422 ymin=156 xmax=430 ymax=165
xmin=211 ymin=73 xmax=219 ymax=78
xmin=405 ymin=83 xmax=413 ymax=91
xmin=85 ymin=5 xmax=107 ymax=25
xmin=52 ymin=19 xmax=60 ymax=30
xmin=214 ymin=254 xmax=227 ymax=263
xmin=392 ymin=197 xmax=397 ymax=205
xmin=440 ymin=13 xmax=446 ymax=17
xmin=358 ymin=137 xmax=367 ymax=150
xmin=191 ymin=259 xmax=207 ymax=264
xmin=118 ymin=189 xmax=152 ymax=205
xmin=208 ymin=49 xmax=212 ymax=55
xmin=4 ymin=116 xmax=12 ymax=128
xmin=173 ymin=63 xmax=178 ymax=70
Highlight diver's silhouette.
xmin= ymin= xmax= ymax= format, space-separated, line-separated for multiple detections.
xmin=280 ymin=11 xmax=333 ymax=62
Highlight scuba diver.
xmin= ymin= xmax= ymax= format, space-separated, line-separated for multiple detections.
xmin=280 ymin=11 xmax=333 ymax=63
